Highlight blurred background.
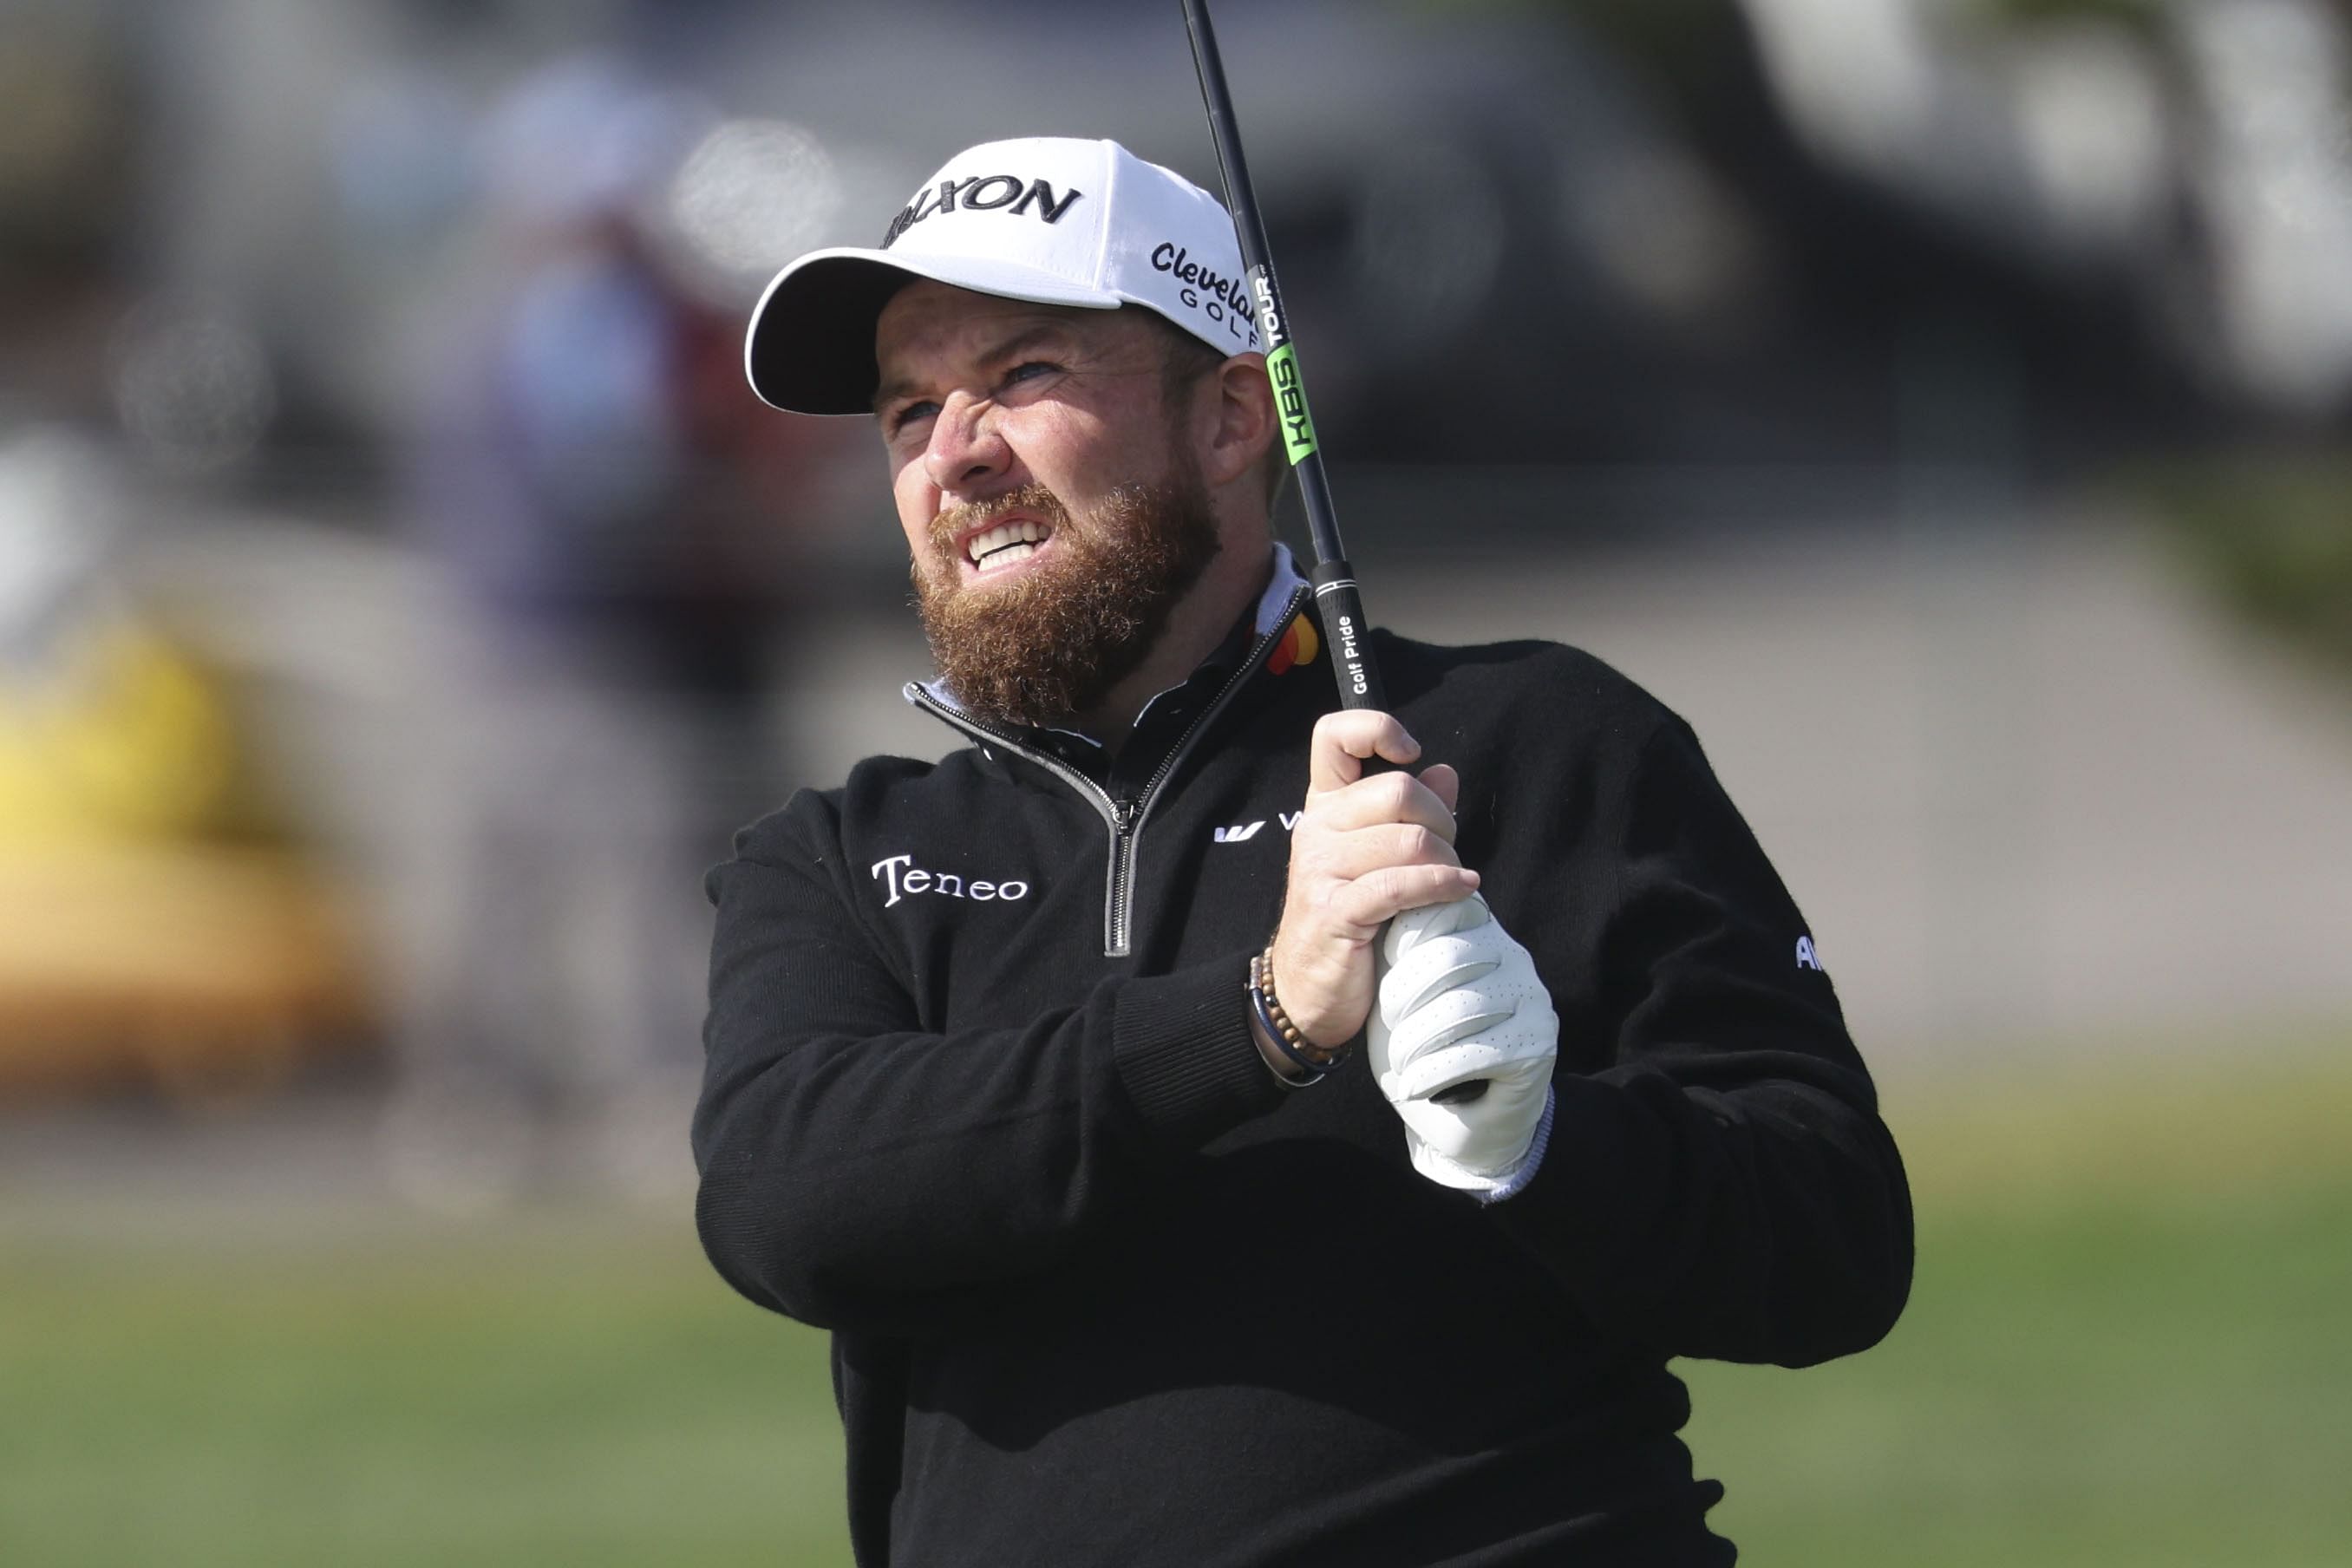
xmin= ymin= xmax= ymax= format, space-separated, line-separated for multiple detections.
xmin=2 ymin=0 xmax=2347 ymax=1562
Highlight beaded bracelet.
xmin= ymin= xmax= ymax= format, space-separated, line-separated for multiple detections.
xmin=1251 ymin=947 xmax=1348 ymax=1079
xmin=1249 ymin=952 xmax=1327 ymax=1081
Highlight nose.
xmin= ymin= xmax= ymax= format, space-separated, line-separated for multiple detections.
xmin=922 ymin=389 xmax=1013 ymax=498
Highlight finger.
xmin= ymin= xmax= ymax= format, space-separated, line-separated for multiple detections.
xmin=1331 ymin=863 xmax=1481 ymax=931
xmin=1312 ymin=770 xmax=1460 ymax=840
xmin=1379 ymin=936 xmax=1505 ymax=1022
xmin=1306 ymin=709 xmax=1421 ymax=795
xmin=1381 ymin=893 xmax=1492 ymax=966
xmin=1418 ymin=762 xmax=1460 ymax=816
xmin=1316 ymin=821 xmax=1461 ymax=884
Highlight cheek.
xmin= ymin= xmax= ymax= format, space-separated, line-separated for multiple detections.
xmin=892 ymin=465 xmax=937 ymax=555
xmin=1025 ymin=407 xmax=1143 ymax=499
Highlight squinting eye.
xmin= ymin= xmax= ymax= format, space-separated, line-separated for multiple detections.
xmin=1003 ymin=361 xmax=1059 ymax=385
xmin=888 ymin=401 xmax=938 ymax=437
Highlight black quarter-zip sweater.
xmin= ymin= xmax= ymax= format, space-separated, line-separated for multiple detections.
xmin=695 ymin=569 xmax=1913 ymax=1567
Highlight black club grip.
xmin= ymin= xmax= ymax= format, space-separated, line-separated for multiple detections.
xmin=1310 ymin=559 xmax=1384 ymax=713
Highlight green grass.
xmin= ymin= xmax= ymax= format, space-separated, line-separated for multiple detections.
xmin=1685 ymin=1049 xmax=2352 ymax=1565
xmin=1684 ymin=1187 xmax=2352 ymax=1565
xmin=0 ymin=1218 xmax=850 ymax=1566
xmin=4 ymin=1045 xmax=2349 ymax=1565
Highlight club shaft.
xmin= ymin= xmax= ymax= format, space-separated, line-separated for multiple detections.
xmin=1180 ymin=0 xmax=1384 ymax=713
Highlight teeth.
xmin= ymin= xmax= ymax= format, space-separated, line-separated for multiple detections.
xmin=966 ymin=519 xmax=1049 ymax=566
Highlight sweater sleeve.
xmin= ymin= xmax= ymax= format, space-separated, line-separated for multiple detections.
xmin=691 ymin=791 xmax=1287 ymax=1336
xmin=1483 ymin=709 xmax=1914 ymax=1369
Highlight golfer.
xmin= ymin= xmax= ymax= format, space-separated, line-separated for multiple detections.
xmin=695 ymin=136 xmax=1912 ymax=1566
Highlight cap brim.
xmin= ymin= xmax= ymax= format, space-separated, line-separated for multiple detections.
xmin=743 ymin=247 xmax=1120 ymax=415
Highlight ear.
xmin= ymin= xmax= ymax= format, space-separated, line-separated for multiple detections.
xmin=1199 ymin=352 xmax=1277 ymax=493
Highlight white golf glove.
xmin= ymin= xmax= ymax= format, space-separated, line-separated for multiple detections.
xmin=1369 ymin=894 xmax=1558 ymax=1193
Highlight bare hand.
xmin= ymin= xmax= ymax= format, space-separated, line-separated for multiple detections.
xmin=1267 ymin=710 xmax=1480 ymax=1053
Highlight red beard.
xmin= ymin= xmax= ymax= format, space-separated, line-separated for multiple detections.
xmin=912 ymin=472 xmax=1223 ymax=730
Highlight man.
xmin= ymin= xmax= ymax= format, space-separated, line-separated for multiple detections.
xmin=696 ymin=137 xmax=1911 ymax=1565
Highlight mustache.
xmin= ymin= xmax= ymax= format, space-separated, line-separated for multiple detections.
xmin=930 ymin=483 xmax=1072 ymax=553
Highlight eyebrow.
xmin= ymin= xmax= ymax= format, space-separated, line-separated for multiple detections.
xmin=872 ymin=321 xmax=1077 ymax=415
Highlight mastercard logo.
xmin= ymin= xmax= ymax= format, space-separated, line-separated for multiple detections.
xmin=1267 ymin=613 xmax=1320 ymax=676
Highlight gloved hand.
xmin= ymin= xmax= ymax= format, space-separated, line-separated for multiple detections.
xmin=1368 ymin=893 xmax=1558 ymax=1192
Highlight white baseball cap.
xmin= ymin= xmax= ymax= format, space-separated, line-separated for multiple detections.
xmin=743 ymin=136 xmax=1260 ymax=415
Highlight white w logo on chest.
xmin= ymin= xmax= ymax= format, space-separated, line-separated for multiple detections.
xmin=1212 ymin=812 xmax=1303 ymax=844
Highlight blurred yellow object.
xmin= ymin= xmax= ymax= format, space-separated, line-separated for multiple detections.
xmin=0 ymin=620 xmax=373 ymax=1096
xmin=0 ymin=843 xmax=370 ymax=1097
xmin=0 ymin=620 xmax=238 ymax=842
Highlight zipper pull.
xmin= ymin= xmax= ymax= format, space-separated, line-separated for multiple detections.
xmin=1109 ymin=795 xmax=1140 ymax=832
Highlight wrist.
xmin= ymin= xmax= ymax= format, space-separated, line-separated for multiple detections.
xmin=1247 ymin=1000 xmax=1309 ymax=1083
xmin=1263 ymin=932 xmax=1362 ymax=1054
xmin=1251 ymin=947 xmax=1349 ymax=1081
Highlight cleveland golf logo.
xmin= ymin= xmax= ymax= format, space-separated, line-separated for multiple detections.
xmin=880 ymin=175 xmax=1084 ymax=249
xmin=870 ymin=853 xmax=1030 ymax=908
xmin=1151 ymin=242 xmax=1258 ymax=348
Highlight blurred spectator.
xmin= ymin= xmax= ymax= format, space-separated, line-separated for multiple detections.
xmin=378 ymin=56 xmax=818 ymax=1207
